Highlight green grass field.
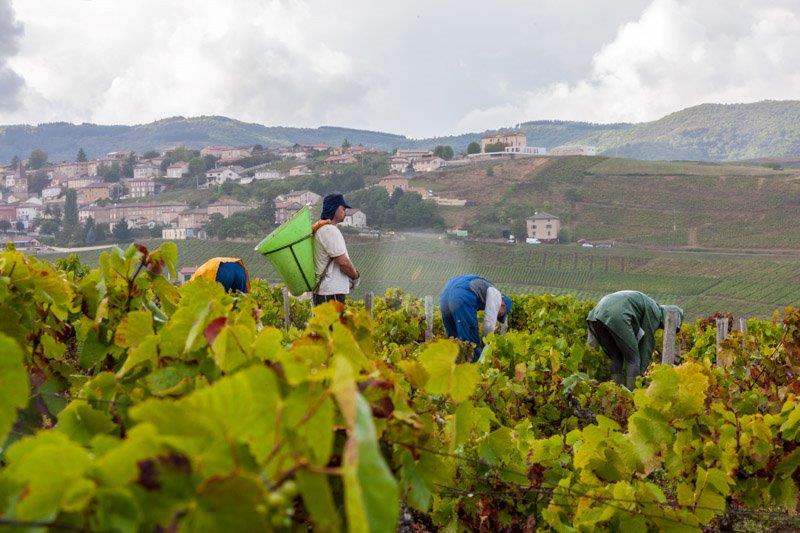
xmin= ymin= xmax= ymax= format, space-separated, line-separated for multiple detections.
xmin=36 ymin=237 xmax=800 ymax=320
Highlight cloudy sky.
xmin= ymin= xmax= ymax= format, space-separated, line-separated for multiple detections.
xmin=1 ymin=0 xmax=799 ymax=137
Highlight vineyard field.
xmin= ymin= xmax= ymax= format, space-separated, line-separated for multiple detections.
xmin=37 ymin=236 xmax=800 ymax=319
xmin=4 ymin=243 xmax=800 ymax=531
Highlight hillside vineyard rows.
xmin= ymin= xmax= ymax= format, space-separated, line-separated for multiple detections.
xmin=39 ymin=237 xmax=800 ymax=319
xmin=4 ymin=242 xmax=800 ymax=531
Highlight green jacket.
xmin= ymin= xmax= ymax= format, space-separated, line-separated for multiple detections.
xmin=587 ymin=291 xmax=684 ymax=369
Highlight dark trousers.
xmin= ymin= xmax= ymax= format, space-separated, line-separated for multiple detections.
xmin=313 ymin=293 xmax=346 ymax=306
xmin=588 ymin=320 xmax=639 ymax=387
xmin=439 ymin=289 xmax=481 ymax=362
xmin=215 ymin=262 xmax=248 ymax=293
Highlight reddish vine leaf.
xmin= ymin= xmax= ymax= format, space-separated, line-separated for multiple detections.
xmin=204 ymin=317 xmax=227 ymax=346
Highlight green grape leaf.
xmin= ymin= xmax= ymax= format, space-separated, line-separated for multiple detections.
xmin=117 ymin=334 xmax=160 ymax=378
xmin=419 ymin=340 xmax=480 ymax=403
xmin=146 ymin=365 xmax=196 ymax=397
xmin=780 ymin=405 xmax=800 ymax=441
xmin=252 ymin=327 xmax=285 ymax=361
xmin=95 ymin=487 xmax=141 ymax=533
xmin=0 ymin=333 xmax=28 ymax=445
xmin=297 ymin=470 xmax=342 ymax=533
xmin=4 ymin=431 xmax=93 ymax=521
xmin=132 ymin=365 xmax=280 ymax=468
xmin=342 ymin=394 xmax=400 ymax=533
xmin=283 ymin=386 xmax=335 ymax=467
xmin=331 ymin=322 xmax=368 ymax=371
xmin=181 ymin=473 xmax=268 ymax=531
xmin=40 ymin=333 xmax=66 ymax=360
xmin=57 ymin=401 xmax=117 ymax=445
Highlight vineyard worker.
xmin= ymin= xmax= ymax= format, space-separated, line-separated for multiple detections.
xmin=312 ymin=193 xmax=360 ymax=306
xmin=586 ymin=290 xmax=683 ymax=389
xmin=439 ymin=275 xmax=512 ymax=362
xmin=191 ymin=257 xmax=250 ymax=293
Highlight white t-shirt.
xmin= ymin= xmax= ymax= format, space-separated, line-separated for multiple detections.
xmin=314 ymin=224 xmax=352 ymax=295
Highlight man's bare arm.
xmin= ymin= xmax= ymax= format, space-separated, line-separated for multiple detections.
xmin=333 ymin=254 xmax=359 ymax=279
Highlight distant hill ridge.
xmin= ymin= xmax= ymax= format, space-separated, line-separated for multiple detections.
xmin=2 ymin=100 xmax=800 ymax=162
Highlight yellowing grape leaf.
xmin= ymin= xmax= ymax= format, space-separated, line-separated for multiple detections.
xmin=418 ymin=340 xmax=480 ymax=403
xmin=0 ymin=334 xmax=28 ymax=445
xmin=114 ymin=310 xmax=154 ymax=348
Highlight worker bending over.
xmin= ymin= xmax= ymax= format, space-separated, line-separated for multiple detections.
xmin=439 ymin=274 xmax=512 ymax=362
xmin=586 ymin=290 xmax=683 ymax=389
xmin=191 ymin=257 xmax=250 ymax=293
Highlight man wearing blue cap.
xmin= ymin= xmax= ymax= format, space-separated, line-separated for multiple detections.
xmin=312 ymin=193 xmax=360 ymax=306
xmin=439 ymin=275 xmax=512 ymax=362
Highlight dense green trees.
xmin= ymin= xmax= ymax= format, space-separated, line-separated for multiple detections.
xmin=27 ymin=149 xmax=48 ymax=170
xmin=27 ymin=170 xmax=50 ymax=195
xmin=112 ymin=218 xmax=132 ymax=242
xmin=347 ymin=187 xmax=444 ymax=230
xmin=433 ymin=145 xmax=454 ymax=160
xmin=467 ymin=142 xmax=481 ymax=154
xmin=61 ymin=190 xmax=79 ymax=243
xmin=203 ymin=208 xmax=273 ymax=239
xmin=484 ymin=142 xmax=507 ymax=153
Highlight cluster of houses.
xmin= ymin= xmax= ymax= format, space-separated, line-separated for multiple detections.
xmin=470 ymin=132 xmax=596 ymax=161
xmin=1 ymin=133 xmax=590 ymax=242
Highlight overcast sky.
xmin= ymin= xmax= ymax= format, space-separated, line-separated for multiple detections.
xmin=1 ymin=0 xmax=799 ymax=137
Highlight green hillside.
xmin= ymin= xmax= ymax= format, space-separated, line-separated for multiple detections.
xmin=36 ymin=237 xmax=800 ymax=319
xmin=414 ymin=155 xmax=800 ymax=250
xmin=583 ymin=101 xmax=800 ymax=161
xmin=5 ymin=100 xmax=800 ymax=163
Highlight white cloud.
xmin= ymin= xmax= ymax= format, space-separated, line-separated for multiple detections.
xmin=6 ymin=0 xmax=371 ymax=126
xmin=457 ymin=0 xmax=800 ymax=131
xmin=8 ymin=0 xmax=798 ymax=136
xmin=0 ymin=0 xmax=24 ymax=111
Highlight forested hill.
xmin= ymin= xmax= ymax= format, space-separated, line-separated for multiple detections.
xmin=3 ymin=100 xmax=800 ymax=162
xmin=584 ymin=101 xmax=800 ymax=161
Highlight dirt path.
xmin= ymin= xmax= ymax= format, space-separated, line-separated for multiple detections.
xmin=44 ymin=244 xmax=116 ymax=253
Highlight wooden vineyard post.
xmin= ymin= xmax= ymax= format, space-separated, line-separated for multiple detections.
xmin=365 ymin=291 xmax=374 ymax=319
xmin=572 ymin=253 xmax=578 ymax=270
xmin=424 ymin=295 xmax=434 ymax=341
xmin=732 ymin=316 xmax=748 ymax=349
xmin=661 ymin=307 xmax=679 ymax=364
xmin=282 ymin=287 xmax=291 ymax=331
xmin=715 ymin=317 xmax=729 ymax=365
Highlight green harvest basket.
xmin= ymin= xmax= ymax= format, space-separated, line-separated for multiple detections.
xmin=254 ymin=206 xmax=316 ymax=296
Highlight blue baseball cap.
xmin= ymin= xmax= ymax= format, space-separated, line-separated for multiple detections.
xmin=321 ymin=193 xmax=352 ymax=220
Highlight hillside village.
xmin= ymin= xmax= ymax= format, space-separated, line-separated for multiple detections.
xmin=0 ymin=133 xmax=593 ymax=249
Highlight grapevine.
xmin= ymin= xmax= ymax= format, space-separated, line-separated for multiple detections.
xmin=1 ymin=242 xmax=800 ymax=531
